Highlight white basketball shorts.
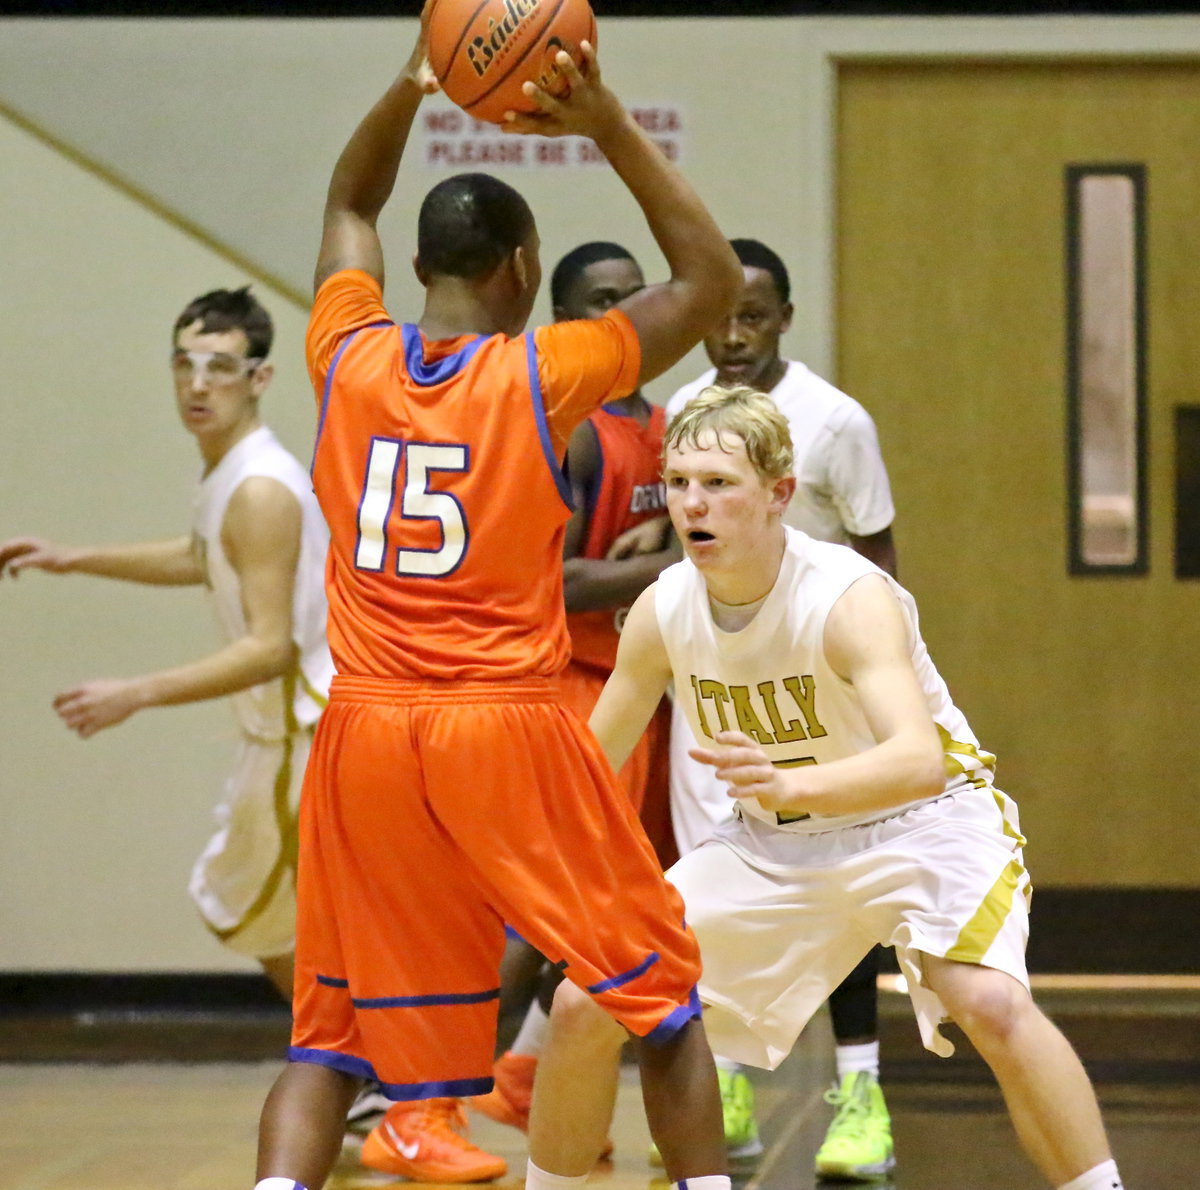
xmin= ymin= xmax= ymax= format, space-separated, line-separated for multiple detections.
xmin=666 ymin=786 xmax=1031 ymax=1069
xmin=189 ymin=730 xmax=310 ymax=960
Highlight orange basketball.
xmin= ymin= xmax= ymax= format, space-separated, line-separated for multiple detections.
xmin=428 ymin=0 xmax=597 ymax=126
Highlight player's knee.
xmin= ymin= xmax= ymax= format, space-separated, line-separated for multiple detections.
xmin=551 ymin=980 xmax=626 ymax=1054
xmin=944 ymin=970 xmax=1031 ymax=1044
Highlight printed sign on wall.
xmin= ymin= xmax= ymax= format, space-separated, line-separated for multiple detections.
xmin=422 ymin=104 xmax=685 ymax=169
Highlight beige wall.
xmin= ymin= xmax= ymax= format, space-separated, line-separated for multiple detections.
xmin=3 ymin=15 xmax=1200 ymax=970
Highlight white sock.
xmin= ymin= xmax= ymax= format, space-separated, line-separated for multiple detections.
xmin=713 ymin=1054 xmax=741 ymax=1073
xmin=674 ymin=1176 xmax=731 ymax=1190
xmin=835 ymin=1041 xmax=880 ymax=1080
xmin=511 ymin=1002 xmax=550 ymax=1058
xmin=1058 ymin=1159 xmax=1123 ymax=1190
xmin=524 ymin=1160 xmax=590 ymax=1190
xmin=254 ymin=1180 xmax=307 ymax=1190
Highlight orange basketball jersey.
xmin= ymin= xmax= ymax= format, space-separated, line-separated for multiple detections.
xmin=307 ymin=270 xmax=641 ymax=680
xmin=567 ymin=403 xmax=667 ymax=675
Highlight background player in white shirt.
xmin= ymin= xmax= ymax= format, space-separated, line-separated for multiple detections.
xmin=526 ymin=386 xmax=1124 ymax=1190
xmin=0 ymin=287 xmax=333 ymax=1002
xmin=666 ymin=239 xmax=897 ymax=1178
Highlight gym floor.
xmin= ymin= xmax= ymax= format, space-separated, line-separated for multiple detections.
xmin=2 ymin=976 xmax=1196 ymax=1190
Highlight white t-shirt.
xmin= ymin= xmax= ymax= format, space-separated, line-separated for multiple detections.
xmin=666 ymin=361 xmax=894 ymax=543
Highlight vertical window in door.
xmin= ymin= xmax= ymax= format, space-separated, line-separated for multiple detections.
xmin=1066 ymin=165 xmax=1147 ymax=574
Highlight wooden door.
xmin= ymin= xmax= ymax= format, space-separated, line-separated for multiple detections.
xmin=837 ymin=61 xmax=1200 ymax=885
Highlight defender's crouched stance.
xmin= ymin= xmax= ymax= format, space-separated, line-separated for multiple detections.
xmin=527 ymin=388 xmax=1125 ymax=1190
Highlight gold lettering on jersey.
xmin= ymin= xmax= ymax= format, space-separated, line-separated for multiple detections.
xmin=757 ymin=680 xmax=807 ymax=743
xmin=783 ymin=675 xmax=828 ymax=739
xmin=729 ymin=685 xmax=775 ymax=745
xmin=690 ymin=675 xmax=826 ymax=744
xmin=689 ymin=674 xmax=713 ymax=739
xmin=697 ymin=679 xmax=732 ymax=732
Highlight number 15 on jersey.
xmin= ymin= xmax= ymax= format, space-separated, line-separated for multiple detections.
xmin=355 ymin=437 xmax=470 ymax=578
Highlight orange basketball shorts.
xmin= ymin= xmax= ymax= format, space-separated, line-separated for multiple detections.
xmin=289 ymin=675 xmax=701 ymax=1101
xmin=559 ymin=660 xmax=677 ymax=869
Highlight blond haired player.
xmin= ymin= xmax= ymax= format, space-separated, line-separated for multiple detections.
xmin=526 ymin=388 xmax=1125 ymax=1190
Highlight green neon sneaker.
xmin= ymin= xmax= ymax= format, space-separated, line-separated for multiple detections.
xmin=718 ymin=1066 xmax=763 ymax=1159
xmin=814 ymin=1072 xmax=895 ymax=1182
xmin=648 ymin=1065 xmax=762 ymax=1166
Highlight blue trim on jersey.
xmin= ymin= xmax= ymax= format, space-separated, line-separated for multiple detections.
xmin=600 ymin=400 xmax=638 ymax=417
xmin=401 ymin=323 xmax=487 ymax=386
xmin=525 ymin=331 xmax=575 ymax=510
xmin=584 ymin=419 xmax=604 ymax=529
xmin=586 ymin=950 xmax=660 ymax=994
xmin=642 ymin=987 xmax=703 ymax=1045
xmin=316 ymin=974 xmax=349 ymax=988
xmin=311 ymin=321 xmax=393 ymax=477
xmin=351 ymin=987 xmax=501 ymax=1009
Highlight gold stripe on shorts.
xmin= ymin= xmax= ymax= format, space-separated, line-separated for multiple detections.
xmin=943 ymin=856 xmax=1027 ymax=965
xmin=210 ymin=732 xmax=299 ymax=942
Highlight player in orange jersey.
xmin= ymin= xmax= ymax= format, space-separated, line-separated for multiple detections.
xmin=250 ymin=7 xmax=742 ymax=1190
xmin=473 ymin=241 xmax=681 ymax=1135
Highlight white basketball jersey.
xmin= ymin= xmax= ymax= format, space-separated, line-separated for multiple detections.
xmin=655 ymin=527 xmax=994 ymax=838
xmin=193 ymin=425 xmax=334 ymax=739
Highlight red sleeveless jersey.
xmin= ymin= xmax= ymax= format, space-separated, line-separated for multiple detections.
xmin=567 ymin=403 xmax=667 ymax=675
xmin=306 ymin=270 xmax=641 ymax=681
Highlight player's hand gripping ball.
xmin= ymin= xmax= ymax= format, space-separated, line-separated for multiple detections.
xmin=428 ymin=0 xmax=597 ymax=126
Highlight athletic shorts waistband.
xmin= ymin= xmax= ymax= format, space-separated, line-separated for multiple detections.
xmin=330 ymin=674 xmax=562 ymax=706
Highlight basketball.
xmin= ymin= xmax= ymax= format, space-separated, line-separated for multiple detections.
xmin=428 ymin=0 xmax=597 ymax=126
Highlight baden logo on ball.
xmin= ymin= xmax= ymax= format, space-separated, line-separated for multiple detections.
xmin=428 ymin=0 xmax=597 ymax=126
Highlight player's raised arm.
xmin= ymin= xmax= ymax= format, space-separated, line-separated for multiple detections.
xmin=314 ymin=1 xmax=440 ymax=292
xmin=587 ymin=584 xmax=673 ymax=771
xmin=503 ymin=46 xmax=741 ymax=385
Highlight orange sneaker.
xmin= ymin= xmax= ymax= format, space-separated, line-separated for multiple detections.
xmin=470 ymin=1052 xmax=613 ymax=1159
xmin=471 ymin=1051 xmax=536 ymax=1130
xmin=360 ymin=1098 xmax=507 ymax=1183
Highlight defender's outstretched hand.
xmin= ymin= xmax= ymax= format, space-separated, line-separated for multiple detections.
xmin=690 ymin=730 xmax=793 ymax=813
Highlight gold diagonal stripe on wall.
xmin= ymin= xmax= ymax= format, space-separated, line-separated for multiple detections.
xmin=0 ymin=98 xmax=308 ymax=311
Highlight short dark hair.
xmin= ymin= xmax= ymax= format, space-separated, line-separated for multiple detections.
xmin=173 ymin=286 xmax=274 ymax=359
xmin=730 ymin=238 xmax=790 ymax=306
xmin=550 ymin=241 xmax=637 ymax=310
xmin=417 ymin=173 xmax=535 ymax=280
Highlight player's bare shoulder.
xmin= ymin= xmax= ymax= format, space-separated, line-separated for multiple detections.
xmin=221 ymin=476 xmax=303 ymax=564
xmin=613 ymin=581 xmax=669 ymax=672
xmin=823 ymin=572 xmax=911 ymax=682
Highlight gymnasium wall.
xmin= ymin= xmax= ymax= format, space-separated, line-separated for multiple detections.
xmin=2 ymin=15 xmax=1198 ymax=972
